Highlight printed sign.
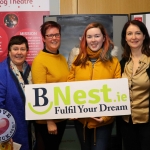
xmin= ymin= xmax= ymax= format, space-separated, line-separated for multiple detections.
xmin=0 ymin=0 xmax=50 ymax=64
xmin=134 ymin=15 xmax=143 ymax=22
xmin=0 ymin=109 xmax=16 ymax=143
xmin=25 ymin=78 xmax=131 ymax=120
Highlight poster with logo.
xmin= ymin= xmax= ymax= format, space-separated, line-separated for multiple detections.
xmin=0 ymin=109 xmax=16 ymax=143
xmin=0 ymin=0 xmax=50 ymax=65
xmin=25 ymin=78 xmax=131 ymax=120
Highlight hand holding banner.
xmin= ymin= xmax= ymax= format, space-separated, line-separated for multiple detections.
xmin=25 ymin=78 xmax=131 ymax=120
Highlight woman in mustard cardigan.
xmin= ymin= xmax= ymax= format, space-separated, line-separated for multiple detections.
xmin=31 ymin=21 xmax=69 ymax=150
xmin=67 ymin=22 xmax=121 ymax=150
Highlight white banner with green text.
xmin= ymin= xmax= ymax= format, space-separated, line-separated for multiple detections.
xmin=25 ymin=78 xmax=131 ymax=120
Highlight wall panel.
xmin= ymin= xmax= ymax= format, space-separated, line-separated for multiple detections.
xmin=78 ymin=0 xmax=150 ymax=14
xmin=60 ymin=0 xmax=150 ymax=14
xmin=60 ymin=0 xmax=77 ymax=14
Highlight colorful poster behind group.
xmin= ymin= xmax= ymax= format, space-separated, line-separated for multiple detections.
xmin=0 ymin=0 xmax=50 ymax=65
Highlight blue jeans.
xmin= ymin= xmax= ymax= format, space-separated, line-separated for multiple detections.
xmin=74 ymin=120 xmax=113 ymax=150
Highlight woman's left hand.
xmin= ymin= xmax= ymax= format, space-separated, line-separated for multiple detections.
xmin=47 ymin=120 xmax=57 ymax=135
xmin=90 ymin=117 xmax=104 ymax=123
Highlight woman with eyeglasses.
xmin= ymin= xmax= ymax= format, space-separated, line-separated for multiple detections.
xmin=31 ymin=21 xmax=69 ymax=150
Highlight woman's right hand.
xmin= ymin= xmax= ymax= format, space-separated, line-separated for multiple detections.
xmin=47 ymin=120 xmax=57 ymax=135
xmin=91 ymin=117 xmax=104 ymax=123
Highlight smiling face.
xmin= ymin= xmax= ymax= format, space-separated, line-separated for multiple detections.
xmin=42 ymin=27 xmax=61 ymax=53
xmin=9 ymin=43 xmax=28 ymax=70
xmin=86 ymin=27 xmax=105 ymax=52
xmin=126 ymin=24 xmax=145 ymax=50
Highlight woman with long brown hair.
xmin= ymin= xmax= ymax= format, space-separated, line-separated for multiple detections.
xmin=119 ymin=20 xmax=150 ymax=150
xmin=68 ymin=22 xmax=121 ymax=150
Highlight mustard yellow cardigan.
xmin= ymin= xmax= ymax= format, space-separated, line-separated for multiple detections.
xmin=31 ymin=50 xmax=69 ymax=124
xmin=67 ymin=56 xmax=121 ymax=128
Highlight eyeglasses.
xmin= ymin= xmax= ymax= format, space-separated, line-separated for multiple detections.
xmin=45 ymin=33 xmax=60 ymax=39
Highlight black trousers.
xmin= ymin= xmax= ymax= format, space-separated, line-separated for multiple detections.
xmin=120 ymin=117 xmax=150 ymax=150
xmin=34 ymin=120 xmax=67 ymax=150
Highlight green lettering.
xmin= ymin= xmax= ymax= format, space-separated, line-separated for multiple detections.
xmin=100 ymin=84 xmax=112 ymax=102
xmin=74 ymin=90 xmax=86 ymax=104
xmin=121 ymin=94 xmax=127 ymax=101
xmin=88 ymin=89 xmax=100 ymax=104
xmin=54 ymin=86 xmax=70 ymax=106
xmin=117 ymin=92 xmax=121 ymax=101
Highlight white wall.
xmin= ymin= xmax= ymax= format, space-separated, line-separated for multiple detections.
xmin=50 ymin=0 xmax=60 ymax=15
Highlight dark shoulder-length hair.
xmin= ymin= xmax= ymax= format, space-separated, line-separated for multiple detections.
xmin=121 ymin=20 xmax=150 ymax=60
xmin=40 ymin=21 xmax=61 ymax=38
xmin=74 ymin=22 xmax=114 ymax=66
